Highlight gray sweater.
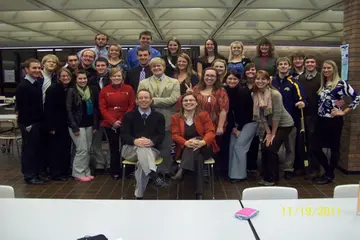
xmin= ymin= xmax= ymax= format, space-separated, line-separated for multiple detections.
xmin=266 ymin=89 xmax=294 ymax=127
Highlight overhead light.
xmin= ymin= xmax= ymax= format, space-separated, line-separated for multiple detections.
xmin=55 ymin=49 xmax=63 ymax=51
xmin=37 ymin=49 xmax=53 ymax=52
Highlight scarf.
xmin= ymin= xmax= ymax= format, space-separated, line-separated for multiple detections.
xmin=253 ymin=87 xmax=272 ymax=120
xmin=76 ymin=85 xmax=93 ymax=115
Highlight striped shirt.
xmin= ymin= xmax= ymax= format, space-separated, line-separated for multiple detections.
xmin=318 ymin=80 xmax=360 ymax=118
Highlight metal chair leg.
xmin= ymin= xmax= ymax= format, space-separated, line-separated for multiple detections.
xmin=211 ymin=164 xmax=215 ymax=199
xmin=121 ymin=164 xmax=126 ymax=199
xmin=207 ymin=165 xmax=211 ymax=186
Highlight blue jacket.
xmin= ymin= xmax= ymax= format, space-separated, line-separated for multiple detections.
xmin=272 ymin=74 xmax=307 ymax=123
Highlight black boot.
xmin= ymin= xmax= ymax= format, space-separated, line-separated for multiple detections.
xmin=196 ymin=193 xmax=203 ymax=200
xmin=171 ymin=168 xmax=184 ymax=181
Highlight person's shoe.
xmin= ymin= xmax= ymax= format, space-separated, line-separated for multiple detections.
xmin=111 ymin=174 xmax=121 ymax=180
xmin=87 ymin=175 xmax=95 ymax=180
xmin=284 ymin=171 xmax=295 ymax=180
xmin=171 ymin=168 xmax=184 ymax=181
xmin=153 ymin=176 xmax=169 ymax=188
xmin=314 ymin=176 xmax=332 ymax=185
xmin=229 ymin=178 xmax=246 ymax=184
xmin=37 ymin=174 xmax=50 ymax=182
xmin=75 ymin=176 xmax=91 ymax=182
xmin=52 ymin=176 xmax=68 ymax=181
xmin=135 ymin=197 xmax=143 ymax=200
xmin=24 ymin=178 xmax=44 ymax=185
xmin=196 ymin=193 xmax=203 ymax=200
xmin=258 ymin=180 xmax=275 ymax=186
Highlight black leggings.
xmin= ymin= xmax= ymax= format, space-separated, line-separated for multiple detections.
xmin=312 ymin=116 xmax=343 ymax=179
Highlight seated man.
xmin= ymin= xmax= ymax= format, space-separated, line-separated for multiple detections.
xmin=121 ymin=89 xmax=168 ymax=199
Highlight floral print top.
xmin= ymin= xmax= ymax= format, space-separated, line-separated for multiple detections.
xmin=318 ymin=80 xmax=360 ymax=118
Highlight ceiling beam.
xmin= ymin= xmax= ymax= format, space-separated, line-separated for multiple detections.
xmin=27 ymin=0 xmax=121 ymax=42
xmin=302 ymin=29 xmax=342 ymax=41
xmin=0 ymin=36 xmax=26 ymax=42
xmin=255 ymin=1 xmax=343 ymax=41
xmin=138 ymin=0 xmax=164 ymax=40
xmin=210 ymin=0 xmax=245 ymax=38
xmin=0 ymin=20 xmax=71 ymax=42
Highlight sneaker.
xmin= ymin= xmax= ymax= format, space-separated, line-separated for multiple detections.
xmin=258 ymin=180 xmax=275 ymax=186
xmin=153 ymin=176 xmax=169 ymax=188
xmin=284 ymin=171 xmax=295 ymax=180
xmin=87 ymin=175 xmax=95 ymax=180
xmin=75 ymin=176 xmax=91 ymax=182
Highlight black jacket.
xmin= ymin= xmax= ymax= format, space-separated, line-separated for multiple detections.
xmin=66 ymin=86 xmax=99 ymax=133
xmin=44 ymin=83 xmax=69 ymax=132
xmin=125 ymin=65 xmax=152 ymax=92
xmin=226 ymin=85 xmax=254 ymax=131
xmin=15 ymin=78 xmax=43 ymax=126
xmin=88 ymin=72 xmax=110 ymax=96
xmin=120 ymin=108 xmax=165 ymax=148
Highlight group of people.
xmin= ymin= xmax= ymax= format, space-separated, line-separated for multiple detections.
xmin=15 ymin=30 xmax=360 ymax=200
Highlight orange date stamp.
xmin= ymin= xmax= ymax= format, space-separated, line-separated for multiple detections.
xmin=282 ymin=206 xmax=341 ymax=217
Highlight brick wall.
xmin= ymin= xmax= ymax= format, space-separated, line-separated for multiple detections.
xmin=340 ymin=0 xmax=360 ymax=172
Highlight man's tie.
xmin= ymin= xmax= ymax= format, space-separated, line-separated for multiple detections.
xmin=142 ymin=113 xmax=147 ymax=124
xmin=139 ymin=68 xmax=146 ymax=81
xmin=99 ymin=77 xmax=104 ymax=89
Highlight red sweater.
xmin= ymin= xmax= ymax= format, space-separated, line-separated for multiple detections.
xmin=99 ymin=84 xmax=135 ymax=127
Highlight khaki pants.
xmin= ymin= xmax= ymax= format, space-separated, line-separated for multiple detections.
xmin=69 ymin=127 xmax=92 ymax=178
xmin=122 ymin=145 xmax=160 ymax=198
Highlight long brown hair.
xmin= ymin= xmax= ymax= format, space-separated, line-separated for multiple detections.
xmin=197 ymin=67 xmax=223 ymax=91
xmin=256 ymin=38 xmax=275 ymax=57
xmin=175 ymin=53 xmax=197 ymax=85
xmin=179 ymin=92 xmax=200 ymax=120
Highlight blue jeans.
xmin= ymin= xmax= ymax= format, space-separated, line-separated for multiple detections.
xmin=228 ymin=122 xmax=259 ymax=179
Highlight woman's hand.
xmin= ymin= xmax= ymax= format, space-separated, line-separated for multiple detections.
xmin=49 ymin=131 xmax=55 ymax=135
xmin=192 ymin=140 xmax=206 ymax=151
xmin=216 ymin=126 xmax=224 ymax=135
xmin=331 ymin=109 xmax=345 ymax=117
xmin=184 ymin=140 xmax=196 ymax=149
xmin=263 ymin=133 xmax=275 ymax=147
xmin=74 ymin=131 xmax=80 ymax=136
xmin=92 ymin=129 xmax=97 ymax=134
xmin=112 ymin=120 xmax=121 ymax=128
xmin=232 ymin=128 xmax=240 ymax=137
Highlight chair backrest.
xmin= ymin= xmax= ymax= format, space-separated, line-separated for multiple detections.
xmin=0 ymin=185 xmax=15 ymax=198
xmin=242 ymin=186 xmax=298 ymax=200
xmin=333 ymin=184 xmax=359 ymax=198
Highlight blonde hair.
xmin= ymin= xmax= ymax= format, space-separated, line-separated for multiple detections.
xmin=175 ymin=53 xmax=196 ymax=85
xmin=108 ymin=44 xmax=123 ymax=59
xmin=317 ymin=60 xmax=341 ymax=94
xmin=211 ymin=59 xmax=228 ymax=83
xmin=81 ymin=48 xmax=96 ymax=57
xmin=149 ymin=57 xmax=166 ymax=68
xmin=41 ymin=54 xmax=59 ymax=65
xmin=109 ymin=68 xmax=123 ymax=78
xmin=228 ymin=41 xmax=245 ymax=62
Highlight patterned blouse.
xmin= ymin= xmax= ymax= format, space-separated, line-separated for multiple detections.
xmin=318 ymin=80 xmax=360 ymax=118
xmin=193 ymin=85 xmax=229 ymax=128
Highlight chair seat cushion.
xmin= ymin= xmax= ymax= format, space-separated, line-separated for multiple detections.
xmin=122 ymin=157 xmax=163 ymax=165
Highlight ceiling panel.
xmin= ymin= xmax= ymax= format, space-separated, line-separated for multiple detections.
xmin=0 ymin=0 xmax=344 ymax=46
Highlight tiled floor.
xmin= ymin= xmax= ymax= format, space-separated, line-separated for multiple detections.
xmin=1 ymin=152 xmax=359 ymax=200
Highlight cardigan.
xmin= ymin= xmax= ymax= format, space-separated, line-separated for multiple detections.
xmin=120 ymin=108 xmax=165 ymax=148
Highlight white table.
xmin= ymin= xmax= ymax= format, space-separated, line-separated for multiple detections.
xmin=0 ymin=199 xmax=255 ymax=240
xmin=241 ymin=198 xmax=360 ymax=240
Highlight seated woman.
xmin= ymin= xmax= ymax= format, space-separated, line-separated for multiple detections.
xmin=66 ymin=70 xmax=99 ymax=182
xmin=170 ymin=93 xmax=219 ymax=199
xmin=253 ymin=70 xmax=294 ymax=186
